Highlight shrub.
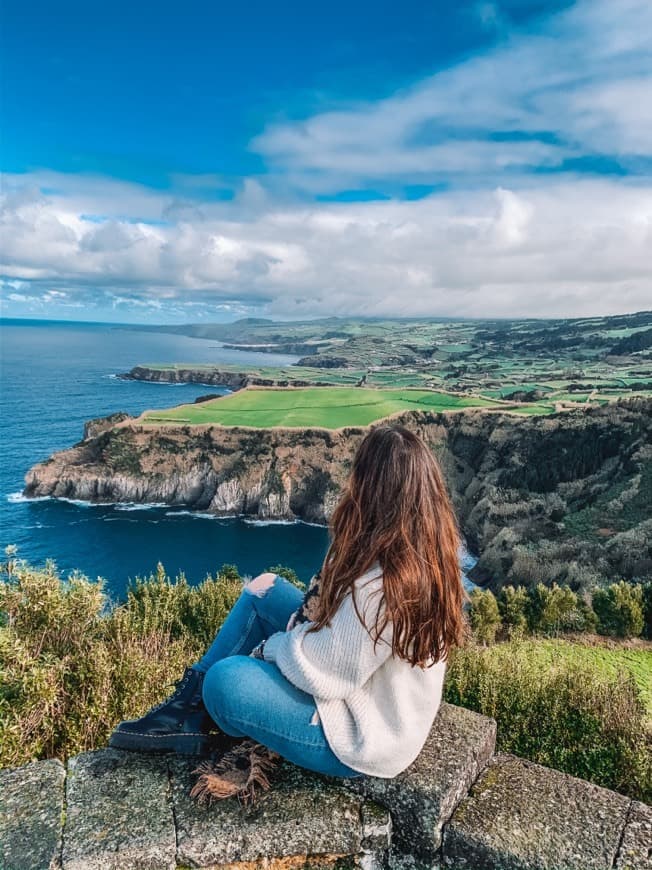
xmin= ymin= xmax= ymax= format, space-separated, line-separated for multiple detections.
xmin=497 ymin=585 xmax=528 ymax=639
xmin=444 ymin=636 xmax=651 ymax=802
xmin=525 ymin=582 xmax=583 ymax=635
xmin=575 ymin=595 xmax=600 ymax=633
xmin=0 ymin=559 xmax=242 ymax=769
xmin=264 ymin=564 xmax=305 ymax=589
xmin=593 ymin=580 xmax=645 ymax=638
xmin=468 ymin=589 xmax=502 ymax=645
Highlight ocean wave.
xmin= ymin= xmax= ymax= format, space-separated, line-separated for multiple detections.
xmin=7 ymin=491 xmax=52 ymax=503
xmin=7 ymin=492 xmax=169 ymax=511
xmin=114 ymin=502 xmax=169 ymax=511
xmin=164 ymin=509 xmax=222 ymax=520
xmin=243 ymin=517 xmax=325 ymax=528
xmin=162 ymin=508 xmax=325 ymax=528
xmin=243 ymin=518 xmax=296 ymax=526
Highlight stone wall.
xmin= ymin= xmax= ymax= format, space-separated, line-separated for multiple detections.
xmin=1 ymin=703 xmax=649 ymax=870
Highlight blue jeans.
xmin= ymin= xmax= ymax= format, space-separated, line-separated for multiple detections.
xmin=192 ymin=574 xmax=363 ymax=779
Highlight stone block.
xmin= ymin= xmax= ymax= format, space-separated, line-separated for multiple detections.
xmin=169 ymin=755 xmax=391 ymax=868
xmin=441 ymin=752 xmax=632 ymax=870
xmin=337 ymin=702 xmax=497 ymax=862
xmin=62 ymin=748 xmax=176 ymax=870
xmin=614 ymin=800 xmax=652 ymax=870
xmin=0 ymin=758 xmax=65 ymax=870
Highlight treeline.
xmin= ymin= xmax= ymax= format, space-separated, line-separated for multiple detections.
xmin=610 ymin=327 xmax=652 ymax=355
xmin=467 ymin=579 xmax=652 ymax=644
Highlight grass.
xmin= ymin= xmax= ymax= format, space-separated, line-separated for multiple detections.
xmin=445 ymin=635 xmax=652 ymax=800
xmin=140 ymin=386 xmax=502 ymax=429
xmin=503 ymin=403 xmax=557 ymax=415
xmin=516 ymin=637 xmax=652 ymax=718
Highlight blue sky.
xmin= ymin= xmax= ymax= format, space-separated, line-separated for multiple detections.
xmin=1 ymin=0 xmax=650 ymax=323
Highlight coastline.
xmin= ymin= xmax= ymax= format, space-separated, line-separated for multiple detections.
xmin=20 ymin=397 xmax=652 ymax=593
xmin=8 ymin=489 xmax=480 ymax=592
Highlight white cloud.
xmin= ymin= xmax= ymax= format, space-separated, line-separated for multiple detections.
xmin=1 ymin=0 xmax=651 ymax=321
xmin=253 ymin=0 xmax=652 ymax=192
xmin=2 ymin=172 xmax=650 ymax=318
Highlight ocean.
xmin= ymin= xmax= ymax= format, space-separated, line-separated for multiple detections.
xmin=0 ymin=318 xmax=478 ymax=601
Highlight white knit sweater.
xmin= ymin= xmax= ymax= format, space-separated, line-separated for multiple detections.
xmin=262 ymin=561 xmax=447 ymax=777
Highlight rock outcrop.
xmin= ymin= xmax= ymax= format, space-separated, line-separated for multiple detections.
xmin=1 ymin=702 xmax=649 ymax=870
xmin=121 ymin=366 xmax=338 ymax=389
xmin=22 ymin=397 xmax=652 ymax=592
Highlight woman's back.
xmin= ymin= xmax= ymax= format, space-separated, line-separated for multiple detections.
xmin=262 ymin=562 xmax=448 ymax=777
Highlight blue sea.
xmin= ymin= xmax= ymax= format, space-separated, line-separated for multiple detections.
xmin=0 ymin=319 xmax=478 ymax=601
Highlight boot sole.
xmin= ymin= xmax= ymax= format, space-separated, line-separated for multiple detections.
xmin=108 ymin=729 xmax=225 ymax=756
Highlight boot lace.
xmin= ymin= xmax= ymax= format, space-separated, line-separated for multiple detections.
xmin=149 ymin=668 xmax=194 ymax=713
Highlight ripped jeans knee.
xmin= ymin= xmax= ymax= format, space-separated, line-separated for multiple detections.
xmin=191 ymin=572 xmax=304 ymax=674
xmin=243 ymin=572 xmax=278 ymax=597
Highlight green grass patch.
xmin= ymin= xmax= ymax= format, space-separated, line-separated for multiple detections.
xmin=141 ymin=386 xmax=501 ymax=429
xmin=445 ymin=636 xmax=652 ymax=801
xmin=505 ymin=403 xmax=557 ymax=415
xmin=520 ymin=638 xmax=652 ymax=717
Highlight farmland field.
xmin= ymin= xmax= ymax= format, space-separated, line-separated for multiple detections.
xmin=125 ymin=310 xmax=652 ymax=426
xmin=140 ymin=386 xmax=504 ymax=429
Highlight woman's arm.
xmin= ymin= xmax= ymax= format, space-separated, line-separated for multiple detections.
xmin=261 ymin=573 xmax=393 ymax=700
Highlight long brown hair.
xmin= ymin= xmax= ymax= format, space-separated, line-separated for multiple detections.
xmin=307 ymin=422 xmax=471 ymax=667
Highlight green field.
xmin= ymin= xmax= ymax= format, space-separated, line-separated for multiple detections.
xmin=141 ymin=386 xmax=502 ymax=429
xmin=524 ymin=638 xmax=652 ymax=719
xmin=129 ymin=311 xmax=652 ymax=404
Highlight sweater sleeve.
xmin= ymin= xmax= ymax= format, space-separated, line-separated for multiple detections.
xmin=262 ymin=573 xmax=393 ymax=700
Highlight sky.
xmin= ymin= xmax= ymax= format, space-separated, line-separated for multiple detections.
xmin=1 ymin=0 xmax=651 ymax=324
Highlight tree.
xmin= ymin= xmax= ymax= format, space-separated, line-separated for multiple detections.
xmin=469 ymin=589 xmax=502 ymax=645
xmin=265 ymin=563 xmax=304 ymax=589
xmin=525 ymin=582 xmax=580 ymax=635
xmin=641 ymin=581 xmax=652 ymax=640
xmin=592 ymin=581 xmax=645 ymax=639
xmin=498 ymin=585 xmax=529 ymax=639
xmin=217 ymin=563 xmax=242 ymax=582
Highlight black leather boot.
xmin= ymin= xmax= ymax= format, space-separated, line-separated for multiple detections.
xmin=109 ymin=665 xmax=235 ymax=756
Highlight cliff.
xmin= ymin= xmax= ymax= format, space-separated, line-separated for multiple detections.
xmin=121 ymin=365 xmax=341 ymax=389
xmin=23 ymin=397 xmax=652 ymax=592
xmin=1 ymin=702 xmax=649 ymax=870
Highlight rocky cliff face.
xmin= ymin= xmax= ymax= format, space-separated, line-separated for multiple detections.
xmin=121 ymin=366 xmax=338 ymax=388
xmin=24 ymin=397 xmax=652 ymax=592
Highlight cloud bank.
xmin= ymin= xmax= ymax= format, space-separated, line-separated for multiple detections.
xmin=2 ymin=0 xmax=651 ymax=321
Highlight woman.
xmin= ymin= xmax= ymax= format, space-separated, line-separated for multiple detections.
xmin=109 ymin=423 xmax=471 ymax=780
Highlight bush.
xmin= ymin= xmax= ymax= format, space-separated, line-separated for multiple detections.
xmin=497 ymin=585 xmax=528 ymax=639
xmin=0 ymin=559 xmax=242 ymax=769
xmin=265 ymin=564 xmax=305 ymax=590
xmin=575 ymin=595 xmax=599 ymax=634
xmin=444 ymin=636 xmax=651 ymax=802
xmin=468 ymin=589 xmax=502 ymax=645
xmin=525 ymin=582 xmax=584 ymax=635
xmin=593 ymin=580 xmax=645 ymax=638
